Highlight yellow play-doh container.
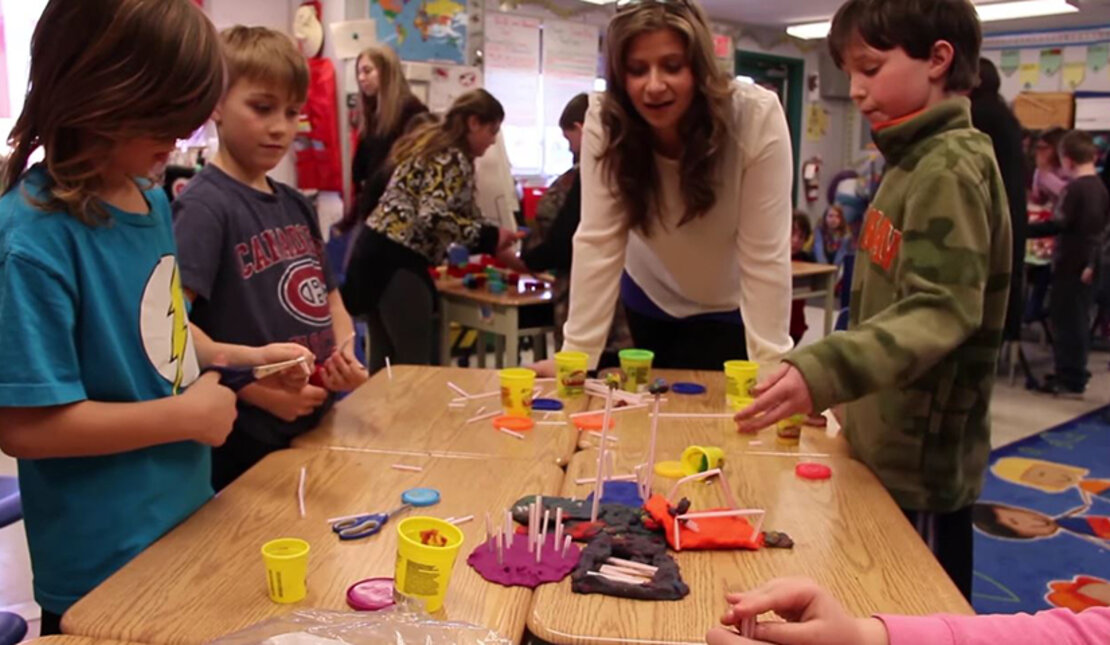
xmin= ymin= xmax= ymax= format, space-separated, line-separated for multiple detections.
xmin=680 ymin=445 xmax=726 ymax=475
xmin=394 ymin=516 xmax=464 ymax=613
xmin=724 ymin=360 xmax=759 ymax=410
xmin=261 ymin=538 xmax=310 ymax=604
xmin=499 ymin=367 xmax=536 ymax=417
xmin=555 ymin=351 xmax=589 ymax=398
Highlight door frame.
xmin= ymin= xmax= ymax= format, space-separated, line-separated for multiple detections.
xmin=736 ymin=49 xmax=805 ymax=205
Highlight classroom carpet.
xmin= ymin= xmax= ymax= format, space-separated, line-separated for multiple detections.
xmin=973 ymin=404 xmax=1110 ymax=615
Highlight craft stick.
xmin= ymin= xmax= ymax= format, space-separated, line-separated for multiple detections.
xmin=587 ymin=570 xmax=647 ymax=586
xmin=448 ymin=515 xmax=473 ymax=526
xmin=554 ymin=507 xmax=563 ymax=547
xmin=473 ymin=405 xmax=487 ymax=417
xmin=505 ymin=509 xmax=513 ymax=548
xmin=590 ymin=385 xmax=615 ymax=523
xmin=537 ymin=420 xmax=566 ymax=426
xmin=390 ymin=463 xmax=423 ymax=473
xmin=586 ymin=430 xmax=618 ymax=442
xmin=385 ymin=356 xmax=393 ymax=380
xmin=498 ymin=427 xmax=525 ymax=440
xmin=745 ymin=451 xmax=831 ymax=458
xmin=296 ymin=466 xmax=306 ymax=519
xmin=326 ymin=511 xmax=371 ymax=524
xmin=485 ymin=511 xmax=493 ymax=551
xmin=657 ymin=412 xmax=735 ymax=419
xmin=599 ymin=564 xmax=652 ymax=579
xmin=447 ymin=381 xmax=469 ymax=397
xmin=606 ymin=557 xmax=658 ymax=573
xmin=466 ymin=409 xmax=501 ymax=424
xmin=562 ymin=534 xmax=572 ymax=557
xmin=575 ymin=473 xmax=637 ymax=484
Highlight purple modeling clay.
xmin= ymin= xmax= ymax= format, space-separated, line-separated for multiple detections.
xmin=467 ymin=532 xmax=581 ymax=588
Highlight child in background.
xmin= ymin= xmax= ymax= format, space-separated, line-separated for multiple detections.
xmin=0 ymin=0 xmax=307 ymax=632
xmin=735 ymin=0 xmax=1012 ymax=600
xmin=1028 ymin=130 xmax=1109 ymax=398
xmin=789 ymin=213 xmax=814 ymax=345
xmin=342 ymin=90 xmax=522 ymax=372
xmin=705 ymin=578 xmax=1110 ymax=645
xmin=1025 ymin=128 xmax=1067 ymax=324
xmin=174 ymin=26 xmax=367 ymax=491
xmin=813 ymin=204 xmax=853 ymax=267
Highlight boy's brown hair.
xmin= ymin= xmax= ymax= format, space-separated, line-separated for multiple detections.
xmin=829 ymin=0 xmax=982 ymax=92
xmin=221 ymin=26 xmax=309 ymax=103
xmin=3 ymin=0 xmax=225 ymax=225
xmin=1060 ymin=130 xmax=1098 ymax=165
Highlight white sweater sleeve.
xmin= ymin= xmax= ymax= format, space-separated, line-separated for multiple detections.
xmin=562 ymin=96 xmax=629 ymax=368
xmin=735 ymin=93 xmax=795 ymax=366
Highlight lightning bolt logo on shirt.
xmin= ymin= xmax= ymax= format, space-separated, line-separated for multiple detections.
xmin=140 ymin=255 xmax=200 ymax=392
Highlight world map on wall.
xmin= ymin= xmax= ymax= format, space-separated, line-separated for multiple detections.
xmin=371 ymin=0 xmax=467 ymax=64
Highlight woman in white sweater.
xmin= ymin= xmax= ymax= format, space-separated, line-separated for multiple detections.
xmin=542 ymin=0 xmax=794 ymax=372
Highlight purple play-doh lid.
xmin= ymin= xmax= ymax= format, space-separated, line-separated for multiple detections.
xmin=346 ymin=577 xmax=396 ymax=611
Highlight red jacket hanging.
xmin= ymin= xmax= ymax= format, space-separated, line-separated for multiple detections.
xmin=295 ymin=56 xmax=343 ymax=192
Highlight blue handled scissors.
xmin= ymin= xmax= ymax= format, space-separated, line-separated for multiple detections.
xmin=331 ymin=487 xmax=441 ymax=541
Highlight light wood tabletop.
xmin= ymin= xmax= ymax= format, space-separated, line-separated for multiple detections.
xmin=63 ymin=449 xmax=564 ymax=644
xmin=25 ymin=638 xmax=141 ymax=645
xmin=791 ymin=260 xmax=838 ymax=278
xmin=438 ymin=278 xmax=554 ymax=307
xmin=573 ymin=369 xmax=850 ymax=460
xmin=528 ymin=448 xmax=973 ymax=645
xmin=293 ymin=366 xmax=584 ymax=466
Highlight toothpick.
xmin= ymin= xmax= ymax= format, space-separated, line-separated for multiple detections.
xmin=467 ymin=409 xmax=500 ymax=424
xmin=296 ymin=466 xmax=306 ymax=518
xmin=447 ymin=381 xmax=469 ymax=398
xmin=390 ymin=463 xmax=423 ymax=472
xmin=562 ymin=534 xmax=572 ymax=557
xmin=657 ymin=412 xmax=735 ymax=419
xmin=448 ymin=515 xmax=473 ymax=525
xmin=498 ymin=427 xmax=525 ymax=440
xmin=385 ymin=356 xmax=393 ymax=380
xmin=590 ymin=383 xmax=616 ymax=523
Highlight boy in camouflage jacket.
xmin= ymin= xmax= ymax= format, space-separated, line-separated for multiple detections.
xmin=736 ymin=0 xmax=1012 ymax=600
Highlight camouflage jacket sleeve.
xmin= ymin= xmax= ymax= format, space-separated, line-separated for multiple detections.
xmin=788 ymin=169 xmax=1003 ymax=411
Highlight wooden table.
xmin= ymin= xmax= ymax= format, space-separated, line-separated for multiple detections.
xmin=26 ymin=639 xmax=140 ymax=645
xmin=293 ymin=366 xmax=583 ymax=466
xmin=528 ymin=454 xmax=973 ymax=644
xmin=437 ymin=278 xmax=555 ymax=368
xmin=792 ymin=260 xmax=838 ymax=337
xmin=63 ymin=449 xmax=564 ymax=644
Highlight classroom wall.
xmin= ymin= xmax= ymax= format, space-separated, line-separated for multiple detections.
xmin=982 ymin=33 xmax=1110 ymax=102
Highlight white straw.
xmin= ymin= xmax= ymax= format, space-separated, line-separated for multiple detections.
xmin=448 ymin=515 xmax=474 ymax=525
xmin=746 ymin=451 xmax=830 ymax=458
xmin=600 ymin=564 xmax=652 ymax=579
xmin=537 ymin=389 xmax=554 ymax=400
xmin=464 ymin=389 xmax=501 ymax=401
xmin=473 ymin=405 xmax=487 ymax=416
xmin=576 ymin=473 xmax=637 ymax=484
xmin=749 ymin=440 xmax=764 ymax=446
xmin=505 ymin=509 xmax=514 ymax=548
xmin=606 ymin=557 xmax=657 ymax=573
xmin=451 ymin=397 xmax=468 ymax=404
xmin=496 ymin=529 xmax=503 ymax=566
xmin=534 ymin=377 xmax=557 ymax=383
xmin=527 ymin=503 xmax=536 ymax=553
xmin=590 ymin=386 xmax=615 ymax=522
xmin=385 ymin=356 xmax=393 ymax=380
xmin=390 ymin=463 xmax=423 ymax=472
xmin=657 ymin=412 xmax=735 ymax=419
xmin=447 ymin=381 xmax=469 ymax=397
xmin=562 ymin=534 xmax=572 ymax=557
xmin=537 ymin=420 xmax=565 ymax=426
xmin=540 ymin=509 xmax=550 ymax=560
xmin=498 ymin=427 xmax=525 ymax=439
xmin=485 ymin=511 xmax=493 ymax=550
xmin=586 ymin=430 xmax=618 ymax=442
xmin=554 ymin=507 xmax=563 ymax=547
xmin=296 ymin=466 xmax=306 ymax=519
xmin=587 ymin=570 xmax=645 ymax=585
xmin=570 ymin=403 xmax=647 ymax=419
xmin=466 ymin=409 xmax=501 ymax=424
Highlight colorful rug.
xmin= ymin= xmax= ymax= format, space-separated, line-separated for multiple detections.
xmin=973 ymin=404 xmax=1110 ymax=614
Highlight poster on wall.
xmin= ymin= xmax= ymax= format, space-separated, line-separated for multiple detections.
xmin=428 ymin=64 xmax=481 ymax=114
xmin=368 ymin=0 xmax=466 ymax=64
xmin=484 ymin=12 xmax=542 ymax=172
xmin=541 ymin=19 xmax=598 ymax=174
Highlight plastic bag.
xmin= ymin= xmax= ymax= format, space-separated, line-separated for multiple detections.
xmin=209 ymin=607 xmax=513 ymax=645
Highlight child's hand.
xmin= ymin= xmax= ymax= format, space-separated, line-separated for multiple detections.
xmin=255 ymin=342 xmax=314 ymax=390
xmin=497 ymin=228 xmax=526 ymax=252
xmin=241 ymin=382 xmax=329 ymax=422
xmin=1081 ymin=267 xmax=1095 ymax=285
xmin=733 ymin=364 xmax=813 ymax=433
xmin=530 ymin=358 xmax=556 ymax=378
xmin=318 ymin=347 xmax=368 ymax=393
xmin=707 ymin=578 xmax=889 ymax=645
xmin=183 ymin=371 xmax=238 ymax=446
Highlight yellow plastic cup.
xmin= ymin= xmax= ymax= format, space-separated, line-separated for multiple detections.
xmin=261 ymin=538 xmax=310 ymax=604
xmin=680 ymin=445 xmax=726 ymax=475
xmin=724 ymin=360 xmax=759 ymax=410
xmin=554 ymin=351 xmax=589 ymax=398
xmin=777 ymin=413 xmax=805 ymax=447
xmin=499 ymin=367 xmax=536 ymax=417
xmin=394 ymin=516 xmax=464 ymax=613
xmin=619 ymin=349 xmax=654 ymax=392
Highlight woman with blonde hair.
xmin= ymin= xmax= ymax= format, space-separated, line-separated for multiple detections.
xmin=342 ymin=90 xmax=522 ymax=370
xmin=538 ymin=0 xmax=794 ymax=372
xmin=342 ymin=44 xmax=428 ymax=229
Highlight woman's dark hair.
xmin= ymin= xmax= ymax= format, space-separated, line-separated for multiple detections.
xmin=559 ymin=93 xmax=590 ymax=131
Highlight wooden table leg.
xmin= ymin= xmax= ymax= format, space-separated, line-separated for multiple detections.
xmin=823 ymin=271 xmax=837 ymax=337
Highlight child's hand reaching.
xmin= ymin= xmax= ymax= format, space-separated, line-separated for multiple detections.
xmin=255 ymin=342 xmax=314 ymax=391
xmin=317 ymin=346 xmax=368 ymax=393
xmin=706 ymin=578 xmax=889 ymax=645
xmin=733 ymin=364 xmax=813 ymax=433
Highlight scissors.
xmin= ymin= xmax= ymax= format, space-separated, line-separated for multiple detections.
xmin=331 ymin=487 xmax=440 ymax=541
xmin=207 ymin=356 xmax=310 ymax=392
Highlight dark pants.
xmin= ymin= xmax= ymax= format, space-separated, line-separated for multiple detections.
xmin=212 ymin=430 xmax=289 ymax=492
xmin=903 ymin=505 xmax=973 ymax=601
xmin=366 ymin=268 xmax=437 ymax=372
xmin=40 ymin=611 xmax=62 ymax=636
xmin=1050 ymin=274 xmax=1093 ymax=391
xmin=624 ymin=308 xmax=747 ymax=369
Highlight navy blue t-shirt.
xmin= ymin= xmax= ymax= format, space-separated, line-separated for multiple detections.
xmin=173 ymin=165 xmax=338 ymax=444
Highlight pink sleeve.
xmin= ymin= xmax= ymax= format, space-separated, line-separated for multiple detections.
xmin=879 ymin=607 xmax=1110 ymax=645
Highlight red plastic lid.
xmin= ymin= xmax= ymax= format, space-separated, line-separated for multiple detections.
xmin=795 ymin=462 xmax=832 ymax=480
xmin=346 ymin=577 xmax=395 ymax=611
xmin=573 ymin=415 xmax=616 ymax=431
xmin=493 ymin=415 xmax=535 ymax=431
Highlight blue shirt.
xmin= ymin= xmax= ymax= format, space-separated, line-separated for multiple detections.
xmin=0 ymin=166 xmax=211 ymax=614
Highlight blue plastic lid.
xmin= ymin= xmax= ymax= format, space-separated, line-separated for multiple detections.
xmin=672 ymin=382 xmax=707 ymax=395
xmin=532 ymin=398 xmax=565 ymax=411
xmin=401 ymin=488 xmax=441 ymax=507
